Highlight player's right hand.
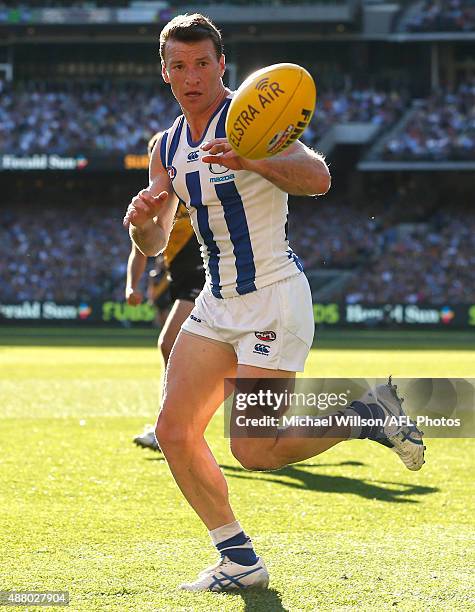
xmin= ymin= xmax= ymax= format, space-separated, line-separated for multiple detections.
xmin=125 ymin=287 xmax=143 ymax=306
xmin=123 ymin=189 xmax=169 ymax=228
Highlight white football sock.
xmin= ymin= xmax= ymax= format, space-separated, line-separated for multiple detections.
xmin=209 ymin=520 xmax=242 ymax=546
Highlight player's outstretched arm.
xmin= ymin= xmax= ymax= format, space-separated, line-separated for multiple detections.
xmin=246 ymin=140 xmax=331 ymax=196
xmin=125 ymin=244 xmax=147 ymax=305
xmin=201 ymin=138 xmax=330 ymax=197
xmin=123 ymin=134 xmax=179 ymax=256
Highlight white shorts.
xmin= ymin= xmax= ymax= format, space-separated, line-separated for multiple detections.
xmin=181 ymin=272 xmax=315 ymax=372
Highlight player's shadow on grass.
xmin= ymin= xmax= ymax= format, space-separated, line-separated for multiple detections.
xmin=224 ymin=586 xmax=288 ymax=611
xmin=221 ymin=462 xmax=438 ymax=503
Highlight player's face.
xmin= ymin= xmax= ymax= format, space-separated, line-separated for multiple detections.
xmin=162 ymin=38 xmax=225 ymax=115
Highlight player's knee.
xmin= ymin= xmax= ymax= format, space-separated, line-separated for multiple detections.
xmin=230 ymin=440 xmax=253 ymax=469
xmin=155 ymin=415 xmax=193 ymax=452
xmin=231 ymin=440 xmax=282 ymax=471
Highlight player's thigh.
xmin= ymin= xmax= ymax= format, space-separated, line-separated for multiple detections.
xmin=159 ymin=330 xmax=237 ymax=437
xmin=234 ymin=363 xmax=295 ymax=421
xmin=158 ymin=299 xmax=194 ymax=358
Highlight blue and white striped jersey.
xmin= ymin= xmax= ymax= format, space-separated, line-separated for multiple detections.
xmin=160 ymin=93 xmax=303 ymax=299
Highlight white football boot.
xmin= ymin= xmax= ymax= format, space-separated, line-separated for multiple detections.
xmin=133 ymin=425 xmax=161 ymax=452
xmin=180 ymin=556 xmax=269 ymax=592
xmin=359 ymin=376 xmax=426 ymax=471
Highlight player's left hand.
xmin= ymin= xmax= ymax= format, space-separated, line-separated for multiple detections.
xmin=201 ymin=138 xmax=247 ymax=171
xmin=125 ymin=287 xmax=143 ymax=306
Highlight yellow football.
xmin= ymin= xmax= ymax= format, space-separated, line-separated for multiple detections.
xmin=225 ymin=63 xmax=316 ymax=160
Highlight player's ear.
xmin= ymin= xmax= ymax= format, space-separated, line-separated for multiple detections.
xmin=219 ymin=54 xmax=225 ymax=78
xmin=162 ymin=62 xmax=170 ymax=84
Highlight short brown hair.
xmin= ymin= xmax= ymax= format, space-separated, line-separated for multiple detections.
xmin=159 ymin=13 xmax=223 ymax=63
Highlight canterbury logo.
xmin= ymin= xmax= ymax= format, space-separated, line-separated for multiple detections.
xmin=253 ymin=343 xmax=270 ymax=355
xmin=187 ymin=151 xmax=199 ymax=161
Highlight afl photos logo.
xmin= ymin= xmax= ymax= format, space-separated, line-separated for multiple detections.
xmin=167 ymin=165 xmax=177 ymax=180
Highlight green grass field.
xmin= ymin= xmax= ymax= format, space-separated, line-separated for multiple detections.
xmin=1 ymin=328 xmax=474 ymax=611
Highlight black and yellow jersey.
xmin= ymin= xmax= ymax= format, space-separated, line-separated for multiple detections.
xmin=163 ymin=202 xmax=203 ymax=284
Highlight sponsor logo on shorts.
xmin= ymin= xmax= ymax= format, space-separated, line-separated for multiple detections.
xmin=253 ymin=343 xmax=270 ymax=355
xmin=167 ymin=165 xmax=177 ymax=180
xmin=187 ymin=151 xmax=200 ymax=162
xmin=255 ymin=331 xmax=276 ymax=342
xmin=190 ymin=314 xmax=202 ymax=323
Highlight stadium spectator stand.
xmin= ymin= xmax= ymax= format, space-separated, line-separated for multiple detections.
xmin=0 ymin=81 xmax=178 ymax=156
xmin=0 ymin=80 xmax=407 ymax=156
xmin=405 ymin=0 xmax=475 ymax=32
xmin=343 ymin=208 xmax=475 ymax=304
xmin=1 ymin=203 xmax=130 ymax=303
xmin=383 ymin=83 xmax=475 ymax=161
xmin=303 ymin=89 xmax=407 ymax=146
xmin=2 ymin=191 xmax=473 ymax=304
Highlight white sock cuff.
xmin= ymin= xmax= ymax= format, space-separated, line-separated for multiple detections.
xmin=209 ymin=520 xmax=242 ymax=546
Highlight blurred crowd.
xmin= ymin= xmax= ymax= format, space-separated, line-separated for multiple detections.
xmin=303 ymin=89 xmax=407 ymax=146
xmin=0 ymin=205 xmax=130 ymax=303
xmin=383 ymin=83 xmax=475 ymax=161
xmin=0 ymin=81 xmax=179 ymax=156
xmin=344 ymin=209 xmax=475 ymax=304
xmin=405 ymin=0 xmax=475 ymax=32
xmin=288 ymin=201 xmax=382 ymax=270
xmin=0 ymin=80 xmax=406 ymax=156
xmin=4 ymin=78 xmax=474 ymax=162
xmin=1 ymin=191 xmax=473 ymax=305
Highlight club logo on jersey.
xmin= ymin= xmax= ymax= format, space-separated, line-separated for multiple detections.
xmin=187 ymin=151 xmax=200 ymax=162
xmin=208 ymin=163 xmax=229 ymax=175
xmin=167 ymin=165 xmax=177 ymax=180
xmin=253 ymin=343 xmax=270 ymax=355
xmin=255 ymin=331 xmax=276 ymax=342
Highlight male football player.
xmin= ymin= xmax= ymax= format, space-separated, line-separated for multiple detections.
xmin=123 ymin=14 xmax=424 ymax=592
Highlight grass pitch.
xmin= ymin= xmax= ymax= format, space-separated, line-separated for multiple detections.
xmin=0 ymin=328 xmax=474 ymax=611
